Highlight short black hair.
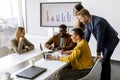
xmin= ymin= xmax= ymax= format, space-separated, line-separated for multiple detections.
xmin=59 ymin=24 xmax=67 ymax=29
xmin=72 ymin=28 xmax=84 ymax=38
xmin=74 ymin=2 xmax=84 ymax=11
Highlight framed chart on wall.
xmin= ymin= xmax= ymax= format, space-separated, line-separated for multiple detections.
xmin=40 ymin=2 xmax=79 ymax=27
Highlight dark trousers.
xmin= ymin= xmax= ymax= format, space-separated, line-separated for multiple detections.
xmin=100 ymin=48 xmax=113 ymax=80
xmin=57 ymin=64 xmax=91 ymax=80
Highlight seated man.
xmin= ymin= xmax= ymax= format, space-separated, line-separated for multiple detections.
xmin=48 ymin=28 xmax=93 ymax=80
xmin=45 ymin=24 xmax=75 ymax=51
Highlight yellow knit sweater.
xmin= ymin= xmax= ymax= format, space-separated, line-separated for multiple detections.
xmin=60 ymin=39 xmax=93 ymax=70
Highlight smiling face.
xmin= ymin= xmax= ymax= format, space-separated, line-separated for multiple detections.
xmin=79 ymin=15 xmax=89 ymax=25
xmin=59 ymin=28 xmax=67 ymax=38
xmin=77 ymin=9 xmax=91 ymax=25
xmin=73 ymin=8 xmax=79 ymax=16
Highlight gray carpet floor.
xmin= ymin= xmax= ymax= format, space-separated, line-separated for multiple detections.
xmin=111 ymin=60 xmax=120 ymax=80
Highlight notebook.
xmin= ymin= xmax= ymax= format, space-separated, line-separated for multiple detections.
xmin=16 ymin=66 xmax=47 ymax=79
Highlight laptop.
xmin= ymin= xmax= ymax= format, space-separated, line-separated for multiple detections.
xmin=16 ymin=66 xmax=47 ymax=79
xmin=40 ymin=43 xmax=54 ymax=53
xmin=40 ymin=43 xmax=66 ymax=58
xmin=40 ymin=43 xmax=54 ymax=59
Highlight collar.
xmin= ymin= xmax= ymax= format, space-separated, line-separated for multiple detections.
xmin=58 ymin=33 xmax=68 ymax=38
xmin=77 ymin=39 xmax=84 ymax=46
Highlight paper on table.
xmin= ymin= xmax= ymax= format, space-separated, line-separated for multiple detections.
xmin=52 ymin=51 xmax=68 ymax=57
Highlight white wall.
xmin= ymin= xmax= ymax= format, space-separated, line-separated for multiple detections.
xmin=26 ymin=0 xmax=53 ymax=37
xmin=25 ymin=0 xmax=120 ymax=61
xmin=25 ymin=0 xmax=54 ymax=48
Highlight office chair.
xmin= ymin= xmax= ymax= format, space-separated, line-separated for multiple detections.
xmin=78 ymin=59 xmax=101 ymax=80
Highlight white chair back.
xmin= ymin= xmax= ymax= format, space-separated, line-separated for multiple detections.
xmin=78 ymin=59 xmax=102 ymax=80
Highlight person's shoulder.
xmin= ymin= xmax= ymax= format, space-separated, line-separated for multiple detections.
xmin=77 ymin=39 xmax=87 ymax=47
xmin=53 ymin=33 xmax=60 ymax=37
xmin=92 ymin=15 xmax=106 ymax=22
xmin=92 ymin=15 xmax=101 ymax=19
xmin=50 ymin=33 xmax=60 ymax=39
xmin=82 ymin=39 xmax=88 ymax=45
xmin=23 ymin=37 xmax=28 ymax=41
xmin=11 ymin=39 xmax=16 ymax=42
xmin=11 ymin=39 xmax=17 ymax=45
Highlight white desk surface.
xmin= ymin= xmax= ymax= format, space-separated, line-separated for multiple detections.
xmin=13 ymin=58 xmax=68 ymax=80
xmin=0 ymin=48 xmax=41 ymax=72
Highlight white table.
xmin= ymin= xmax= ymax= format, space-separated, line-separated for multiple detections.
xmin=0 ymin=48 xmax=41 ymax=73
xmin=13 ymin=59 xmax=68 ymax=80
xmin=12 ymin=52 xmax=68 ymax=80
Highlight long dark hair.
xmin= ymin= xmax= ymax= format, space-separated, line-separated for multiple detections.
xmin=74 ymin=2 xmax=84 ymax=11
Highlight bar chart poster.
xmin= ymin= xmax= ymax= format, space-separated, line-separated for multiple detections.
xmin=40 ymin=2 xmax=79 ymax=27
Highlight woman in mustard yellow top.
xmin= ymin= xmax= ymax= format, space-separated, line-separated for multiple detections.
xmin=48 ymin=28 xmax=93 ymax=80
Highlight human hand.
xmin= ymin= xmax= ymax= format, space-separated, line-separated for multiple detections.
xmin=61 ymin=50 xmax=66 ymax=54
xmin=19 ymin=37 xmax=25 ymax=41
xmin=56 ymin=47 xmax=62 ymax=50
xmin=95 ymin=54 xmax=102 ymax=62
xmin=23 ymin=48 xmax=27 ymax=52
xmin=19 ymin=37 xmax=23 ymax=41
xmin=49 ymin=46 xmax=55 ymax=51
xmin=61 ymin=50 xmax=71 ymax=55
xmin=47 ymin=55 xmax=57 ymax=60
